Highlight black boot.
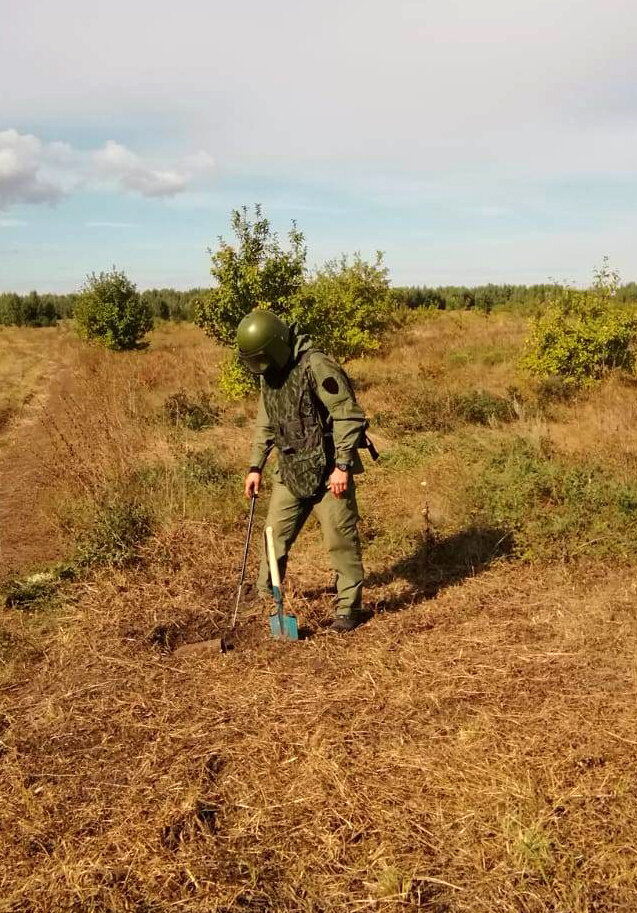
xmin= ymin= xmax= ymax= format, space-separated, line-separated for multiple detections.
xmin=329 ymin=613 xmax=360 ymax=633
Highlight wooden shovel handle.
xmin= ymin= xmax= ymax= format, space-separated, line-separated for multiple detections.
xmin=265 ymin=526 xmax=281 ymax=589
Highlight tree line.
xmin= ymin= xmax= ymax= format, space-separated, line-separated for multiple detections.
xmin=5 ymin=281 xmax=637 ymax=329
xmin=393 ymin=282 xmax=637 ymax=314
xmin=0 ymin=287 xmax=205 ymax=327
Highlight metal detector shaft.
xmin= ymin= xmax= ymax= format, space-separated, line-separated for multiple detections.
xmin=230 ymin=493 xmax=257 ymax=630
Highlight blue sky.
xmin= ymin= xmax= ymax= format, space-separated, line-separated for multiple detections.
xmin=1 ymin=0 xmax=636 ymax=292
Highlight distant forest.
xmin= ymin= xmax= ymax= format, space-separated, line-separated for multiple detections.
xmin=393 ymin=282 xmax=637 ymax=313
xmin=3 ymin=282 xmax=637 ymax=328
xmin=0 ymin=288 xmax=205 ymax=327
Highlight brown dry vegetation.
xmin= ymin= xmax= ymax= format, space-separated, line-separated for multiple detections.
xmin=0 ymin=324 xmax=77 ymax=435
xmin=2 ymin=312 xmax=637 ymax=912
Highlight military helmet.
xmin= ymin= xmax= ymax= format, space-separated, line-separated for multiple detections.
xmin=237 ymin=310 xmax=292 ymax=374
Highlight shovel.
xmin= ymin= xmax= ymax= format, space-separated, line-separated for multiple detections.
xmin=220 ymin=492 xmax=257 ymax=653
xmin=265 ymin=525 xmax=299 ymax=641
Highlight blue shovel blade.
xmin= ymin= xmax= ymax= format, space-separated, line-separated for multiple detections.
xmin=269 ymin=606 xmax=299 ymax=640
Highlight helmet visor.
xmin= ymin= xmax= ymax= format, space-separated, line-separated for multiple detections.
xmin=239 ymin=350 xmax=272 ymax=375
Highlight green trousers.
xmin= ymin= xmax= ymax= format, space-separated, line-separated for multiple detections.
xmin=257 ymin=475 xmax=363 ymax=616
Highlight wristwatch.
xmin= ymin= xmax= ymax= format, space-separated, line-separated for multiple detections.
xmin=335 ymin=462 xmax=351 ymax=472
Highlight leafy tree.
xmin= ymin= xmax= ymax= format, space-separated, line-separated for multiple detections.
xmin=195 ymin=206 xmax=393 ymax=397
xmin=290 ymin=252 xmax=392 ymax=360
xmin=22 ymin=291 xmax=41 ymax=325
xmin=195 ymin=205 xmax=307 ymax=346
xmin=74 ymin=268 xmax=153 ymax=350
xmin=522 ymin=260 xmax=637 ymax=388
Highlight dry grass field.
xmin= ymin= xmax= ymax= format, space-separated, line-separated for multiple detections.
xmin=0 ymin=325 xmax=77 ymax=434
xmin=2 ymin=312 xmax=637 ymax=912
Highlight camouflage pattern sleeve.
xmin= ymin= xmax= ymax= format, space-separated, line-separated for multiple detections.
xmin=309 ymin=352 xmax=367 ymax=467
xmin=248 ymin=389 xmax=275 ymax=470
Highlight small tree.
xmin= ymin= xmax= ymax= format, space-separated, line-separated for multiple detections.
xmin=523 ymin=259 xmax=637 ymax=388
xmin=195 ymin=205 xmax=307 ymax=346
xmin=75 ymin=268 xmax=153 ymax=350
xmin=196 ymin=206 xmax=394 ymax=397
xmin=290 ymin=252 xmax=392 ymax=360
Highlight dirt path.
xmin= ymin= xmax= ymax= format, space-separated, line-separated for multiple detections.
xmin=0 ymin=332 xmax=78 ymax=577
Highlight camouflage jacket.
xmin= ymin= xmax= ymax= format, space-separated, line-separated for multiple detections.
xmin=248 ymin=328 xmax=367 ymax=497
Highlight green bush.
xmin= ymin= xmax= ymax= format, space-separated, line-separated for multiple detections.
xmin=74 ymin=268 xmax=153 ymax=350
xmin=76 ymin=499 xmax=153 ymax=567
xmin=535 ymin=376 xmax=578 ymax=404
xmin=217 ymin=354 xmax=258 ymax=399
xmin=195 ymin=206 xmax=393 ymax=397
xmin=195 ymin=205 xmax=307 ymax=346
xmin=467 ymin=437 xmax=637 ymax=560
xmin=452 ymin=390 xmax=519 ymax=425
xmin=523 ymin=263 xmax=637 ymax=388
xmin=290 ymin=252 xmax=393 ymax=361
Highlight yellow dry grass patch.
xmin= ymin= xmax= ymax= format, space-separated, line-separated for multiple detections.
xmin=350 ymin=310 xmax=527 ymax=418
xmin=0 ymin=324 xmax=78 ymax=437
xmin=544 ymin=375 xmax=637 ymax=473
xmin=0 ymin=322 xmax=230 ymax=573
xmin=3 ymin=312 xmax=637 ymax=911
xmin=2 ymin=547 xmax=637 ymax=912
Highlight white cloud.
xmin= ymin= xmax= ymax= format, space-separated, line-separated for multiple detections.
xmin=0 ymin=129 xmax=66 ymax=208
xmin=93 ymin=140 xmax=188 ymax=197
xmin=94 ymin=141 xmax=138 ymax=172
xmin=0 ymin=132 xmax=214 ymax=209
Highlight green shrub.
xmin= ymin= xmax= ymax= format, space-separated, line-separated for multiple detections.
xmin=195 ymin=205 xmax=307 ymax=346
xmin=74 ymin=268 xmax=153 ymax=350
xmin=217 ymin=354 xmax=258 ymax=399
xmin=523 ymin=263 xmax=637 ymax=388
xmin=163 ymin=390 xmax=219 ymax=430
xmin=76 ymin=499 xmax=153 ymax=567
xmin=195 ymin=206 xmax=394 ymax=398
xmin=290 ymin=252 xmax=393 ymax=361
xmin=535 ymin=376 xmax=578 ymax=405
xmin=467 ymin=437 xmax=637 ymax=560
xmin=452 ymin=390 xmax=518 ymax=425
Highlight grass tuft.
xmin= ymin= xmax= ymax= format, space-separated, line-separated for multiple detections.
xmin=375 ymin=387 xmax=519 ymax=435
xmin=163 ymin=388 xmax=219 ymax=430
xmin=75 ymin=498 xmax=154 ymax=568
xmin=2 ymin=572 xmax=58 ymax=610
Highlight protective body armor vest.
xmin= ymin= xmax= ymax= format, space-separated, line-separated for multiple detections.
xmin=262 ymin=350 xmax=333 ymax=499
